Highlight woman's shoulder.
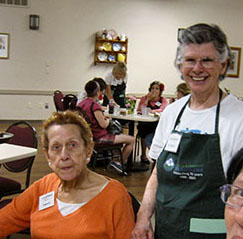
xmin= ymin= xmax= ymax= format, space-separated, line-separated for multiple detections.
xmin=28 ymin=173 xmax=60 ymax=195
xmin=104 ymin=72 xmax=113 ymax=84
xmin=92 ymin=101 xmax=102 ymax=111
xmin=106 ymin=178 xmax=129 ymax=196
xmin=78 ymin=97 xmax=91 ymax=107
xmin=163 ymin=95 xmax=189 ymax=113
xmin=221 ymin=94 xmax=243 ymax=116
xmin=37 ymin=173 xmax=59 ymax=186
xmin=160 ymin=96 xmax=169 ymax=104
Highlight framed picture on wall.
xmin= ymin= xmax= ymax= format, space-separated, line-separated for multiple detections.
xmin=0 ymin=33 xmax=9 ymax=59
xmin=227 ymin=47 xmax=241 ymax=78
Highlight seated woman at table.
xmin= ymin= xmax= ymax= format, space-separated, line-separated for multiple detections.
xmin=169 ymin=82 xmax=190 ymax=103
xmin=0 ymin=111 xmax=135 ymax=239
xmin=78 ymin=80 xmax=135 ymax=174
xmin=176 ymin=82 xmax=190 ymax=99
xmin=220 ymin=148 xmax=243 ymax=239
xmin=77 ymin=77 xmax=107 ymax=107
xmin=137 ymin=81 xmax=168 ymax=164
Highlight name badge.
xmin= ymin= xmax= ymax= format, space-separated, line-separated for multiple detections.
xmin=39 ymin=191 xmax=55 ymax=211
xmin=155 ymin=101 xmax=162 ymax=107
xmin=164 ymin=132 xmax=182 ymax=153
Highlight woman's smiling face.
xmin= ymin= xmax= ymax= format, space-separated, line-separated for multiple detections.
xmin=45 ymin=124 xmax=90 ymax=182
xmin=150 ymin=83 xmax=161 ymax=97
xmin=179 ymin=42 xmax=227 ymax=96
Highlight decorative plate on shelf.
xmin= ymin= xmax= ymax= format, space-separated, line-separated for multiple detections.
xmin=102 ymin=42 xmax=112 ymax=51
xmin=108 ymin=54 xmax=116 ymax=62
xmin=117 ymin=53 xmax=125 ymax=62
xmin=107 ymin=29 xmax=118 ymax=39
xmin=113 ymin=42 xmax=121 ymax=51
xmin=97 ymin=52 xmax=108 ymax=61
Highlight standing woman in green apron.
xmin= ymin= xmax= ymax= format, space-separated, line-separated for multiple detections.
xmin=131 ymin=23 xmax=243 ymax=239
xmin=103 ymin=62 xmax=128 ymax=108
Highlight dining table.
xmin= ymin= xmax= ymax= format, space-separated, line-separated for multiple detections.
xmin=105 ymin=111 xmax=160 ymax=171
xmin=0 ymin=132 xmax=14 ymax=144
xmin=0 ymin=143 xmax=37 ymax=164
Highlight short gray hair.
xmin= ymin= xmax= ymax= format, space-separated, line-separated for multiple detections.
xmin=175 ymin=23 xmax=232 ymax=80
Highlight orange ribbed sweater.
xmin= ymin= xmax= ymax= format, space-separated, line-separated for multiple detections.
xmin=0 ymin=173 xmax=135 ymax=239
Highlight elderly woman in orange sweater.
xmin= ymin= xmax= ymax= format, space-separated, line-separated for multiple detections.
xmin=0 ymin=111 xmax=134 ymax=239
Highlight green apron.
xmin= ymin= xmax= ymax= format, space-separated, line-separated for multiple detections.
xmin=111 ymin=82 xmax=126 ymax=108
xmin=155 ymin=90 xmax=226 ymax=239
xmin=103 ymin=81 xmax=126 ymax=108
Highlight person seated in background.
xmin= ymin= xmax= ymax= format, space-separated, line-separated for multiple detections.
xmin=77 ymin=77 xmax=107 ymax=106
xmin=78 ymin=80 xmax=134 ymax=174
xmin=176 ymin=82 xmax=190 ymax=99
xmin=220 ymin=148 xmax=243 ymax=239
xmin=0 ymin=111 xmax=135 ymax=238
xmin=169 ymin=82 xmax=190 ymax=103
xmin=136 ymin=81 xmax=168 ymax=164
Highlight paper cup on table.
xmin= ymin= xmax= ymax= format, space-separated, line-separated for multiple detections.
xmin=141 ymin=106 xmax=149 ymax=116
xmin=114 ymin=105 xmax=120 ymax=115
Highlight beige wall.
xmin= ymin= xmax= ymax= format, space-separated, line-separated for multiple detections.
xmin=0 ymin=0 xmax=243 ymax=119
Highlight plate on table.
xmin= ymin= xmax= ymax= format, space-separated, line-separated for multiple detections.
xmin=113 ymin=42 xmax=121 ymax=51
xmin=97 ymin=52 xmax=108 ymax=61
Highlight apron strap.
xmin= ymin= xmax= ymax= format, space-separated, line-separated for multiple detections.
xmin=174 ymin=88 xmax=223 ymax=133
xmin=214 ymin=89 xmax=223 ymax=133
xmin=173 ymin=97 xmax=190 ymax=130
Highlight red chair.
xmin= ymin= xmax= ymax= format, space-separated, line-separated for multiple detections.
xmin=0 ymin=121 xmax=37 ymax=237
xmin=63 ymin=94 xmax=77 ymax=111
xmin=0 ymin=121 xmax=38 ymax=201
xmin=53 ymin=90 xmax=64 ymax=111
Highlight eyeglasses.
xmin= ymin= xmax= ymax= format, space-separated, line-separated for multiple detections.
xmin=220 ymin=184 xmax=243 ymax=208
xmin=182 ymin=57 xmax=219 ymax=69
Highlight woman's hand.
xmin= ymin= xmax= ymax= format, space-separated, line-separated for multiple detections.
xmin=149 ymin=109 xmax=156 ymax=114
xmin=146 ymin=92 xmax=156 ymax=102
xmin=131 ymin=216 xmax=153 ymax=239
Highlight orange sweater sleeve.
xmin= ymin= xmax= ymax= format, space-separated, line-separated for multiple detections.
xmin=0 ymin=180 xmax=36 ymax=237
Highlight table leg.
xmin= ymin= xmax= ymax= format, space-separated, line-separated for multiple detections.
xmin=126 ymin=121 xmax=149 ymax=172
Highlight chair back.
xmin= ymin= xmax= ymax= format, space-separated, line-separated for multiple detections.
xmin=53 ymin=90 xmax=64 ymax=111
xmin=63 ymin=94 xmax=77 ymax=111
xmin=5 ymin=121 xmax=38 ymax=188
xmin=128 ymin=191 xmax=141 ymax=222
xmin=75 ymin=106 xmax=91 ymax=125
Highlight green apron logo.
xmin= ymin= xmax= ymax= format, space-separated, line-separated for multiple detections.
xmin=163 ymin=157 xmax=176 ymax=172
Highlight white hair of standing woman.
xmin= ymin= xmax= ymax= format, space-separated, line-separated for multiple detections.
xmin=174 ymin=23 xmax=232 ymax=80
